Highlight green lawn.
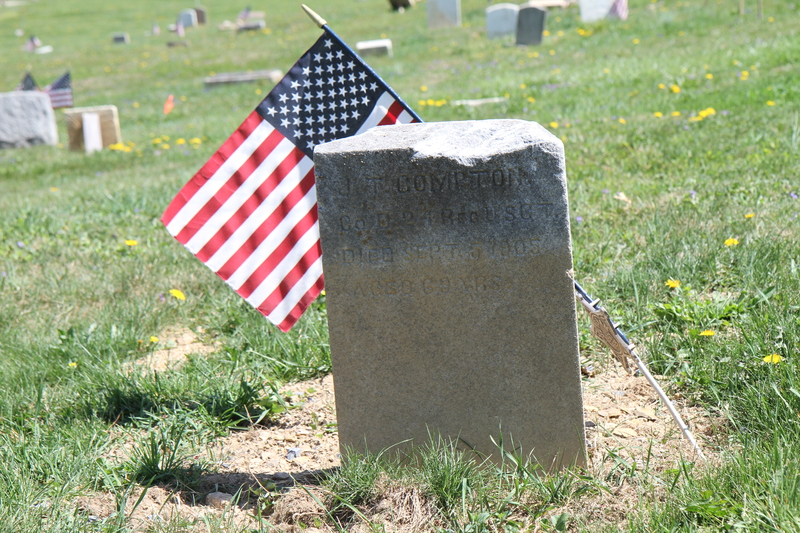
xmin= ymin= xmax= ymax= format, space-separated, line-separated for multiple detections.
xmin=1 ymin=0 xmax=799 ymax=530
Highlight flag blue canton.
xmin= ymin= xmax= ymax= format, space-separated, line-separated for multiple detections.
xmin=256 ymin=36 xmax=385 ymax=156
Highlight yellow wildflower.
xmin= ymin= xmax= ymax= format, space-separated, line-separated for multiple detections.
xmin=763 ymin=354 xmax=783 ymax=363
xmin=724 ymin=238 xmax=740 ymax=247
xmin=671 ymin=111 xmax=681 ymax=117
xmin=665 ymin=279 xmax=681 ymax=289
xmin=699 ymin=330 xmax=716 ymax=336
xmin=670 ymin=84 xmax=681 ymax=93
xmin=176 ymin=138 xmax=186 ymax=145
xmin=160 ymin=144 xmax=170 ymax=150
xmin=653 ymin=111 xmax=663 ymax=118
xmin=169 ymin=289 xmax=186 ymax=301
xmin=124 ymin=239 xmax=138 ymax=246
xmin=632 ymin=38 xmax=640 ymax=44
xmin=527 ymin=96 xmax=536 ymax=103
xmin=150 ymin=336 xmax=159 ymax=343
xmin=543 ymin=30 xmax=550 ymax=36
xmin=766 ymin=101 xmax=775 ymax=106
xmin=705 ymin=73 xmax=713 ymax=79
xmin=189 ymin=138 xmax=202 ymax=145
xmin=618 ymin=118 xmax=626 ymax=124
xmin=549 ymin=122 xmax=559 ymax=129
xmin=420 ymin=85 xmax=428 ymax=92
xmin=658 ymin=83 xmax=666 ymax=89
xmin=744 ymin=213 xmax=755 ymax=219
xmin=68 ymin=361 xmax=78 ymax=368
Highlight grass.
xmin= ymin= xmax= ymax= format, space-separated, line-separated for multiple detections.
xmin=1 ymin=0 xmax=799 ymax=530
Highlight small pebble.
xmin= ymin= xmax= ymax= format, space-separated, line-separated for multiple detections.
xmin=206 ymin=492 xmax=234 ymax=509
xmin=286 ymin=447 xmax=303 ymax=460
xmin=273 ymin=472 xmax=291 ymax=480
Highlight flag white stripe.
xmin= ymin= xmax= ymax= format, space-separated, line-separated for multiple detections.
xmin=184 ymin=137 xmax=298 ymax=254
xmin=396 ymin=109 xmax=414 ymax=124
xmin=205 ymin=155 xmax=314 ymax=271
xmin=165 ymin=121 xmax=275 ymax=236
xmin=226 ymin=186 xmax=318 ymax=289
xmin=355 ymin=92 xmax=397 ymax=135
xmin=267 ymin=256 xmax=324 ymax=324
xmin=244 ymin=221 xmax=321 ymax=307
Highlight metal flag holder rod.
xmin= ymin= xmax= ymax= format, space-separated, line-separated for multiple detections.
xmin=301 ymin=3 xmax=705 ymax=462
xmin=574 ymin=281 xmax=706 ymax=461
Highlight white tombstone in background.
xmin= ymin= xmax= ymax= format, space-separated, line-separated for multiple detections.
xmin=356 ymin=39 xmax=394 ymax=57
xmin=428 ymin=0 xmax=461 ymax=28
xmin=486 ymin=4 xmax=520 ymax=39
xmin=0 ymin=92 xmax=58 ymax=149
xmin=82 ymin=113 xmax=103 ymax=154
xmin=578 ymin=0 xmax=616 ymax=22
xmin=177 ymin=9 xmax=198 ymax=29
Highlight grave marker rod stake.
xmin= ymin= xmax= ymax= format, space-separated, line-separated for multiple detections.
xmin=300 ymin=4 xmax=423 ymax=123
xmin=574 ymin=281 xmax=707 ymax=461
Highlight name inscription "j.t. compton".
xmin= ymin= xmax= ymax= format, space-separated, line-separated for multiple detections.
xmin=334 ymin=167 xmax=534 ymax=196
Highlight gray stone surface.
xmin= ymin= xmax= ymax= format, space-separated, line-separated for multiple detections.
xmin=0 ymin=91 xmax=58 ymax=149
xmin=427 ymin=0 xmax=461 ymax=28
xmin=578 ymin=0 xmax=616 ymax=22
xmin=314 ymin=120 xmax=586 ymax=470
xmin=486 ymin=3 xmax=519 ymax=39
xmin=516 ymin=4 xmax=547 ymax=46
xmin=355 ymin=38 xmax=393 ymax=57
xmin=177 ymin=8 xmax=198 ymax=28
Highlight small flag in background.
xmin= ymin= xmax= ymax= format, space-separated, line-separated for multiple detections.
xmin=162 ymin=29 xmax=419 ymax=332
xmin=163 ymin=94 xmax=175 ymax=115
xmin=16 ymin=72 xmax=39 ymax=91
xmin=43 ymin=71 xmax=73 ymax=108
xmin=609 ymin=0 xmax=628 ymax=20
xmin=237 ymin=6 xmax=251 ymax=20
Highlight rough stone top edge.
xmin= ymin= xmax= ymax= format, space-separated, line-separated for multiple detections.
xmin=0 ymin=91 xmax=52 ymax=102
xmin=315 ymin=119 xmax=564 ymax=167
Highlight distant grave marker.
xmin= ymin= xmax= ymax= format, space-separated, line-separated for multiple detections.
xmin=177 ymin=9 xmax=198 ymax=29
xmin=516 ymin=4 xmax=547 ymax=46
xmin=0 ymin=91 xmax=58 ymax=149
xmin=112 ymin=32 xmax=130 ymax=44
xmin=355 ymin=38 xmax=393 ymax=57
xmin=314 ymin=120 xmax=587 ymax=469
xmin=63 ymin=105 xmax=121 ymax=152
xmin=203 ymin=70 xmax=282 ymax=87
xmin=237 ymin=20 xmax=266 ymax=32
xmin=486 ymin=3 xmax=519 ymax=39
xmin=578 ymin=0 xmax=616 ymax=21
xmin=81 ymin=112 xmax=103 ymax=154
xmin=428 ymin=0 xmax=461 ymax=28
xmin=193 ymin=7 xmax=207 ymax=24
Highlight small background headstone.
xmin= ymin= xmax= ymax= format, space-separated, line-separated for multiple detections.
xmin=112 ymin=32 xmax=130 ymax=44
xmin=81 ymin=112 xmax=103 ymax=154
xmin=355 ymin=38 xmax=393 ymax=57
xmin=0 ymin=91 xmax=58 ymax=149
xmin=428 ymin=0 xmax=461 ymax=28
xmin=193 ymin=6 xmax=207 ymax=24
xmin=237 ymin=20 xmax=265 ymax=31
xmin=516 ymin=4 xmax=547 ymax=46
xmin=486 ymin=3 xmax=519 ymax=39
xmin=63 ymin=105 xmax=121 ymax=152
xmin=177 ymin=8 xmax=198 ymax=29
xmin=314 ymin=120 xmax=587 ymax=469
xmin=578 ymin=0 xmax=616 ymax=21
xmin=389 ymin=0 xmax=415 ymax=10
xmin=203 ymin=70 xmax=282 ymax=87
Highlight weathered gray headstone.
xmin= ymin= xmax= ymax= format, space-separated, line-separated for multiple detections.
xmin=578 ymin=0 xmax=616 ymax=22
xmin=486 ymin=3 xmax=519 ymax=39
xmin=112 ymin=32 xmax=130 ymax=44
xmin=177 ymin=9 xmax=198 ymax=29
xmin=314 ymin=120 xmax=586 ymax=470
xmin=193 ymin=7 xmax=207 ymax=24
xmin=428 ymin=0 xmax=461 ymax=28
xmin=355 ymin=38 xmax=393 ymax=57
xmin=516 ymin=4 xmax=547 ymax=46
xmin=237 ymin=20 xmax=266 ymax=32
xmin=0 ymin=91 xmax=58 ymax=149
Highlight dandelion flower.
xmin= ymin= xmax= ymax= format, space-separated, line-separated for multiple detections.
xmin=68 ymin=361 xmax=78 ymax=368
xmin=133 ymin=102 xmax=140 ymax=108
xmin=150 ymin=336 xmax=159 ymax=343
xmin=543 ymin=30 xmax=550 ymax=36
xmin=420 ymin=85 xmax=428 ymax=92
xmin=618 ymin=118 xmax=626 ymax=124
xmin=549 ymin=122 xmax=559 ymax=129
xmin=671 ymin=111 xmax=681 ymax=117
xmin=653 ymin=111 xmax=663 ymax=118
xmin=766 ymin=100 xmax=775 ymax=106
xmin=176 ymin=138 xmax=186 ymax=145
xmin=658 ymin=83 xmax=666 ymax=89
xmin=124 ymin=239 xmax=138 ymax=246
xmin=665 ymin=279 xmax=681 ymax=289
xmin=724 ymin=238 xmax=740 ymax=247
xmin=632 ymin=38 xmax=640 ymax=44
xmin=169 ymin=289 xmax=186 ymax=301
xmin=321 ymin=290 xmax=326 ymax=296
xmin=670 ymin=84 xmax=681 ymax=93
xmin=603 ymin=68 xmax=611 ymax=74
xmin=527 ymin=96 xmax=536 ymax=103
xmin=744 ymin=213 xmax=755 ymax=219
xmin=763 ymin=354 xmax=783 ymax=363
xmin=705 ymin=73 xmax=713 ymax=79
xmin=699 ymin=330 xmax=716 ymax=336
xmin=50 ymin=187 xmax=58 ymax=192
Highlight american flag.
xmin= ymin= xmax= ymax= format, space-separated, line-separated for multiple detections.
xmin=43 ymin=71 xmax=73 ymax=109
xmin=609 ymin=0 xmax=628 ymax=20
xmin=161 ymin=30 xmax=419 ymax=332
xmin=16 ymin=72 xmax=38 ymax=91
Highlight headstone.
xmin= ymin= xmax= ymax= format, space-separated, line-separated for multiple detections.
xmin=486 ymin=3 xmax=519 ymax=39
xmin=428 ymin=0 xmax=461 ymax=28
xmin=193 ymin=7 xmax=207 ymax=24
xmin=237 ymin=20 xmax=265 ymax=32
xmin=177 ymin=9 xmax=198 ymax=29
xmin=578 ymin=0 xmax=615 ymax=22
xmin=355 ymin=38 xmax=393 ymax=57
xmin=203 ymin=69 xmax=282 ymax=87
xmin=167 ymin=40 xmax=189 ymax=47
xmin=314 ymin=120 xmax=587 ymax=470
xmin=81 ymin=112 xmax=103 ymax=154
xmin=112 ymin=32 xmax=130 ymax=44
xmin=63 ymin=105 xmax=121 ymax=152
xmin=0 ymin=91 xmax=58 ymax=149
xmin=516 ymin=4 xmax=547 ymax=46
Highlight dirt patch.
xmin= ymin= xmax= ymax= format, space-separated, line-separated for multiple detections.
xmin=78 ymin=356 xmax=721 ymax=531
xmin=125 ymin=327 xmax=217 ymax=373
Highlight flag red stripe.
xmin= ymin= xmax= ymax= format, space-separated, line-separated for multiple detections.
xmin=377 ymin=101 xmax=407 ymax=126
xmin=172 ymin=128 xmax=286 ymax=244
xmin=256 ymin=244 xmax=323 ymax=316
xmin=273 ymin=274 xmax=325 ymax=332
xmin=161 ymin=111 xmax=263 ymax=227
xmin=195 ymin=148 xmax=310 ymax=263
xmin=235 ymin=206 xmax=319 ymax=298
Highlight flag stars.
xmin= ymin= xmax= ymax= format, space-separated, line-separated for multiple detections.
xmin=280 ymin=106 xmax=289 ymax=115
xmin=302 ymin=79 xmax=311 ymax=88
xmin=347 ymin=61 xmax=355 ymax=70
xmin=358 ymin=71 xmax=368 ymax=80
xmin=279 ymin=93 xmax=289 ymax=103
xmin=293 ymin=117 xmax=301 ymax=126
xmin=266 ymin=107 xmax=277 ymax=116
xmin=313 ymin=53 xmax=322 ymax=62
xmin=290 ymin=80 xmax=301 ymax=89
xmin=325 ymin=52 xmax=333 ymax=61
xmin=291 ymin=93 xmax=301 ymax=102
xmin=302 ymin=67 xmax=311 ymax=76
xmin=361 ymin=95 xmax=370 ymax=105
xmin=281 ymin=118 xmax=290 ymax=128
xmin=335 ymin=50 xmax=344 ymax=59
xmin=292 ymin=105 xmax=300 ymax=114
xmin=369 ymin=82 xmax=378 ymax=91
xmin=324 ymin=39 xmax=332 ymax=48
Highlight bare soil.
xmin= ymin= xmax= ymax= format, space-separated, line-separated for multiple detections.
xmin=75 ymin=329 xmax=721 ymax=531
